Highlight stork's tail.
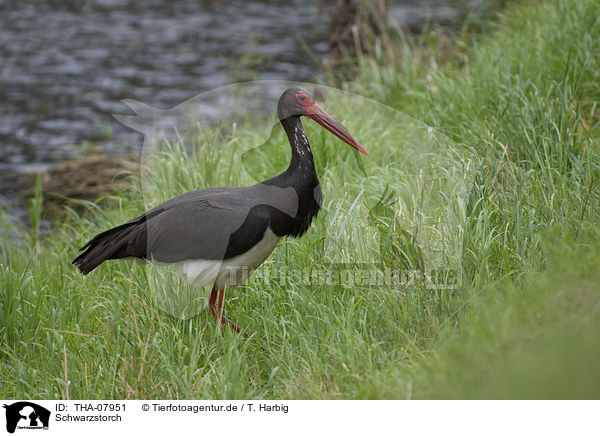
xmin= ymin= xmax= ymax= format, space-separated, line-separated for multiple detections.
xmin=73 ymin=221 xmax=146 ymax=275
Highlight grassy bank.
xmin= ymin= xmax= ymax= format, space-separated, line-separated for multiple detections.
xmin=2 ymin=0 xmax=600 ymax=399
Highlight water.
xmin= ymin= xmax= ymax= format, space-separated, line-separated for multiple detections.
xmin=0 ymin=0 xmax=466 ymax=180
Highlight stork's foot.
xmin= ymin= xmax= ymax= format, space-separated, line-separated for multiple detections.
xmin=209 ymin=285 xmax=249 ymax=338
xmin=213 ymin=313 xmax=249 ymax=338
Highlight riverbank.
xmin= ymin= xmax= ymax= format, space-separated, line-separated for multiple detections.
xmin=1 ymin=0 xmax=599 ymax=399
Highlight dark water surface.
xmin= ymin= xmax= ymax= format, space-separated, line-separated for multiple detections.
xmin=0 ymin=0 xmax=465 ymax=178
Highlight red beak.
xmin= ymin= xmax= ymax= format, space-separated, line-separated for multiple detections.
xmin=304 ymin=103 xmax=369 ymax=155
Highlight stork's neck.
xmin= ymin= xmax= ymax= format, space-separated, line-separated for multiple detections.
xmin=262 ymin=114 xmax=319 ymax=196
xmin=280 ymin=116 xmax=316 ymax=172
xmin=262 ymin=114 xmax=321 ymax=238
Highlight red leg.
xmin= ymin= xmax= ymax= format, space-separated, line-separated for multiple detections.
xmin=209 ymin=284 xmax=218 ymax=317
xmin=209 ymin=284 xmax=248 ymax=338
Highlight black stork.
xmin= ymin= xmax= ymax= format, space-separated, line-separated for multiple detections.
xmin=73 ymin=87 xmax=368 ymax=337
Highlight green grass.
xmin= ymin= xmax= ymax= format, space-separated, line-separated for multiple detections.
xmin=1 ymin=0 xmax=600 ymax=399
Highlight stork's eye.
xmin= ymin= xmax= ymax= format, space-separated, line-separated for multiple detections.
xmin=295 ymin=93 xmax=312 ymax=106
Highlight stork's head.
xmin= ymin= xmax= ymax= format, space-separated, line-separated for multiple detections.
xmin=277 ymin=87 xmax=368 ymax=155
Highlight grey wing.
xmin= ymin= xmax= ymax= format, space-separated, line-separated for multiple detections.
xmin=145 ymin=193 xmax=256 ymax=262
xmin=143 ymin=184 xmax=299 ymax=263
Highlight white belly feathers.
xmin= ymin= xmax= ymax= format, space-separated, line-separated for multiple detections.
xmin=174 ymin=228 xmax=280 ymax=288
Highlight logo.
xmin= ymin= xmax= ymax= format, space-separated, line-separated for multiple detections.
xmin=3 ymin=402 xmax=50 ymax=434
